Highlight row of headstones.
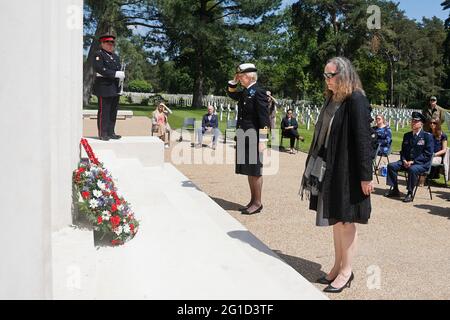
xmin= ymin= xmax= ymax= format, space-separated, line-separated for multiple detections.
xmin=160 ymin=93 xmax=422 ymax=131
xmin=160 ymin=93 xmax=295 ymax=108
xmin=206 ymin=103 xmax=421 ymax=132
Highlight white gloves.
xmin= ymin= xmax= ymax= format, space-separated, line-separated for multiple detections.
xmin=228 ymin=80 xmax=238 ymax=86
xmin=115 ymin=71 xmax=125 ymax=79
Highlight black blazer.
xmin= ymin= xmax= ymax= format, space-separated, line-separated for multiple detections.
xmin=201 ymin=114 xmax=219 ymax=129
xmin=281 ymin=117 xmax=298 ymax=131
xmin=318 ymin=91 xmax=373 ymax=223
xmin=93 ymin=49 xmax=122 ymax=97
xmin=227 ymin=82 xmax=270 ymax=132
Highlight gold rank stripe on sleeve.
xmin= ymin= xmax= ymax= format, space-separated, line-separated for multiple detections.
xmin=228 ymin=86 xmax=237 ymax=92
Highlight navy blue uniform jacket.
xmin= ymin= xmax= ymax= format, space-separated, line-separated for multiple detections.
xmin=93 ymin=49 xmax=122 ymax=97
xmin=400 ymin=130 xmax=433 ymax=166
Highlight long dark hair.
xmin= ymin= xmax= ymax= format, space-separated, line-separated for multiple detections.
xmin=431 ymin=119 xmax=443 ymax=139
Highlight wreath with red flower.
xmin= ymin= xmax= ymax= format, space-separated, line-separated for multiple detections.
xmin=73 ymin=139 xmax=139 ymax=245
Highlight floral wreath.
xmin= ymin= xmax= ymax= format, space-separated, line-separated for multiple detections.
xmin=73 ymin=138 xmax=139 ymax=245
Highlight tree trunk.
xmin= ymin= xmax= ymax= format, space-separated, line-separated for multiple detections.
xmin=83 ymin=40 xmax=100 ymax=107
xmin=192 ymin=70 xmax=204 ymax=108
xmin=192 ymin=45 xmax=205 ymax=108
xmin=389 ymin=60 xmax=394 ymax=107
xmin=83 ymin=2 xmax=119 ymax=106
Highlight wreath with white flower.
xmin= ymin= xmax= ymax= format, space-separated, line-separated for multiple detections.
xmin=73 ymin=139 xmax=139 ymax=246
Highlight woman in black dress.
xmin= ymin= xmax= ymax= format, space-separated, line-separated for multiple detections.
xmin=227 ymin=63 xmax=270 ymax=215
xmin=301 ymin=57 xmax=374 ymax=293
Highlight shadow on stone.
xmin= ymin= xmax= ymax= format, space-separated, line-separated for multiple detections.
xmin=72 ymin=183 xmax=94 ymax=231
xmin=227 ymin=230 xmax=283 ymax=258
xmin=93 ymin=230 xmax=116 ymax=248
xmin=227 ymin=230 xmax=324 ymax=283
xmin=273 ymin=251 xmax=325 ymax=283
xmin=211 ymin=197 xmax=242 ymax=211
xmin=414 ymin=204 xmax=450 ymax=219
xmin=432 ymin=190 xmax=450 ymax=201
xmin=181 ymin=180 xmax=201 ymax=191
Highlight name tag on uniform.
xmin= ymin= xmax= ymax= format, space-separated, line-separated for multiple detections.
xmin=417 ymin=139 xmax=425 ymax=145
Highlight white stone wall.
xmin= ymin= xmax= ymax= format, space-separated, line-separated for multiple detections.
xmin=0 ymin=0 xmax=82 ymax=299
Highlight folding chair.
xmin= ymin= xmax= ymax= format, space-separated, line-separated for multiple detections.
xmin=411 ymin=163 xmax=433 ymax=201
xmin=376 ymin=144 xmax=392 ymax=169
xmin=223 ymin=119 xmax=237 ymax=143
xmin=151 ymin=122 xmax=171 ymax=146
xmin=279 ymin=113 xmax=300 ymax=151
xmin=178 ymin=117 xmax=196 ymax=142
xmin=429 ymin=159 xmax=448 ymax=188
xmin=401 ymin=155 xmax=434 ymax=201
xmin=280 ymin=131 xmax=300 ymax=151
xmin=372 ymin=144 xmax=381 ymax=184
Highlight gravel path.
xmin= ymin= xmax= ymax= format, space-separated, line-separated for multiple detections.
xmin=84 ymin=117 xmax=450 ymax=300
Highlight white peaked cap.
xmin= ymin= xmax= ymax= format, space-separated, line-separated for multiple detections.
xmin=236 ymin=63 xmax=257 ymax=73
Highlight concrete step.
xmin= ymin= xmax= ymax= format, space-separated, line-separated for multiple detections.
xmin=86 ymin=136 xmax=164 ymax=167
xmin=55 ymin=137 xmax=326 ymax=299
xmin=84 ymin=162 xmax=326 ymax=299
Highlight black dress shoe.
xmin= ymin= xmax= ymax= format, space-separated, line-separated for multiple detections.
xmin=99 ymin=136 xmax=110 ymax=141
xmin=402 ymin=193 xmax=413 ymax=203
xmin=316 ymin=275 xmax=336 ymax=285
xmin=109 ymin=134 xmax=122 ymax=139
xmin=238 ymin=206 xmax=250 ymax=212
xmin=384 ymin=188 xmax=400 ymax=197
xmin=323 ymin=272 xmax=354 ymax=293
xmin=242 ymin=205 xmax=263 ymax=215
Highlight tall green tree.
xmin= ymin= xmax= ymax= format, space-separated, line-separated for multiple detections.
xmin=83 ymin=0 xmax=160 ymax=106
xmin=155 ymin=0 xmax=281 ymax=108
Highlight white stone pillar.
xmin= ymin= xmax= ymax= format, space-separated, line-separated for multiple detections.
xmin=0 ymin=0 xmax=82 ymax=299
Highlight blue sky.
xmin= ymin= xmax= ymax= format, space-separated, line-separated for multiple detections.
xmin=281 ymin=0 xmax=449 ymax=22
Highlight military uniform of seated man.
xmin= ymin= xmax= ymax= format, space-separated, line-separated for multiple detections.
xmin=385 ymin=112 xmax=433 ymax=202
xmin=196 ymin=105 xmax=220 ymax=149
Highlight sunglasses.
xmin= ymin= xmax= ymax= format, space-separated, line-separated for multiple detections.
xmin=431 ymin=122 xmax=437 ymax=125
xmin=323 ymin=72 xmax=339 ymax=79
xmin=103 ymin=40 xmax=115 ymax=44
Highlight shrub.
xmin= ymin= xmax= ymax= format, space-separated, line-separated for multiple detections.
xmin=127 ymin=79 xmax=153 ymax=93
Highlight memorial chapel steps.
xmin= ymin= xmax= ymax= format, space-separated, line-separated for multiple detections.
xmin=52 ymin=136 xmax=326 ymax=299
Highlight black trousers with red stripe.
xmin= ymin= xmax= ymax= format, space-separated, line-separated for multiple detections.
xmin=97 ymin=96 xmax=119 ymax=138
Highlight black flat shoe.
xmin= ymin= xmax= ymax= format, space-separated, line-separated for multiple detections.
xmin=109 ymin=134 xmax=122 ymax=139
xmin=238 ymin=206 xmax=250 ymax=212
xmin=323 ymin=272 xmax=354 ymax=293
xmin=316 ymin=275 xmax=336 ymax=285
xmin=99 ymin=136 xmax=110 ymax=141
xmin=402 ymin=193 xmax=413 ymax=203
xmin=384 ymin=188 xmax=400 ymax=197
xmin=242 ymin=205 xmax=263 ymax=215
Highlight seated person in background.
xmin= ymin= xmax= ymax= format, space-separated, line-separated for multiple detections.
xmin=373 ymin=114 xmax=392 ymax=156
xmin=385 ymin=112 xmax=433 ymax=203
xmin=196 ymin=105 xmax=220 ymax=149
xmin=281 ymin=109 xmax=304 ymax=154
xmin=152 ymin=102 xmax=171 ymax=148
xmin=429 ymin=117 xmax=448 ymax=178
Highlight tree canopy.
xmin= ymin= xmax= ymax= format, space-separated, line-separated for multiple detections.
xmin=83 ymin=0 xmax=450 ymax=109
